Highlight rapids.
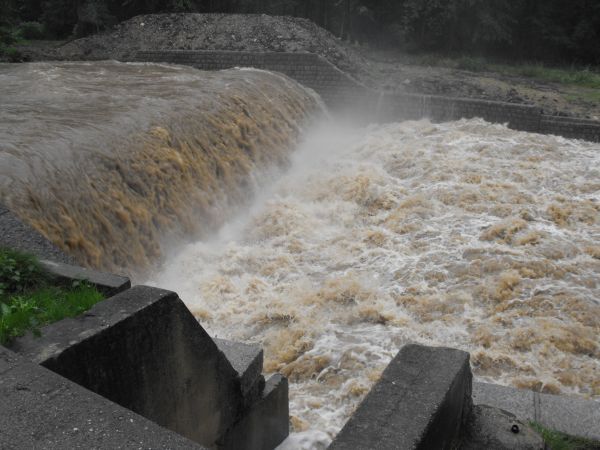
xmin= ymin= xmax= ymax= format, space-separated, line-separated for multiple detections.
xmin=0 ymin=61 xmax=321 ymax=273
xmin=1 ymin=61 xmax=598 ymax=449
xmin=147 ymin=119 xmax=599 ymax=448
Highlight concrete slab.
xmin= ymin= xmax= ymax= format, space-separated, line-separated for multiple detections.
xmin=40 ymin=259 xmax=130 ymax=297
xmin=0 ymin=203 xmax=75 ymax=264
xmin=539 ymin=392 xmax=600 ymax=441
xmin=0 ymin=345 xmax=202 ymax=449
xmin=473 ymin=382 xmax=535 ymax=421
xmin=473 ymin=382 xmax=600 ymax=442
xmin=329 ymin=344 xmax=472 ymax=450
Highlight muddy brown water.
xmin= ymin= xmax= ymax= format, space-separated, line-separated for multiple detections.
xmin=0 ymin=61 xmax=321 ymax=274
xmin=1 ymin=61 xmax=598 ymax=449
xmin=148 ymin=120 xmax=599 ymax=448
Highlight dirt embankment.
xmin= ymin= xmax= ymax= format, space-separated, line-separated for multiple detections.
xmin=16 ymin=13 xmax=600 ymax=120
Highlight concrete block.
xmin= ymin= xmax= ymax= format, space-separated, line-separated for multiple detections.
xmin=0 ymin=346 xmax=203 ymax=449
xmin=214 ymin=337 xmax=265 ymax=408
xmin=9 ymin=285 xmax=243 ymax=448
xmin=0 ymin=203 xmax=75 ymax=264
xmin=473 ymin=382 xmax=535 ymax=421
xmin=329 ymin=344 xmax=472 ymax=450
xmin=539 ymin=392 xmax=600 ymax=440
xmin=218 ymin=374 xmax=289 ymax=450
xmin=40 ymin=259 xmax=130 ymax=297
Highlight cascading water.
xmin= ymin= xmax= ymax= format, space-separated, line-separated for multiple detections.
xmin=0 ymin=61 xmax=322 ymax=273
xmin=1 ymin=61 xmax=598 ymax=449
xmin=147 ymin=120 xmax=599 ymax=448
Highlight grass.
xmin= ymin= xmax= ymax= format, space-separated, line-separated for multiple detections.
xmin=530 ymin=422 xmax=600 ymax=450
xmin=493 ymin=63 xmax=600 ymax=89
xmin=0 ymin=248 xmax=103 ymax=344
xmin=565 ymin=89 xmax=600 ymax=105
xmin=401 ymin=53 xmax=600 ymax=89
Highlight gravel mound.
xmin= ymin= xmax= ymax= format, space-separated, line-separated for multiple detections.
xmin=48 ymin=13 xmax=598 ymax=119
xmin=58 ymin=13 xmax=369 ymax=78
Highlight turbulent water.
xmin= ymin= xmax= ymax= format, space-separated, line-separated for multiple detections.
xmin=148 ymin=119 xmax=599 ymax=448
xmin=0 ymin=61 xmax=321 ymax=273
xmin=1 ymin=61 xmax=598 ymax=449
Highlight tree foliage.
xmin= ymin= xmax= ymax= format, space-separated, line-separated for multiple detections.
xmin=7 ymin=0 xmax=600 ymax=65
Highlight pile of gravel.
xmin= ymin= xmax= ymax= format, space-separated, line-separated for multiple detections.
xmin=58 ymin=13 xmax=370 ymax=78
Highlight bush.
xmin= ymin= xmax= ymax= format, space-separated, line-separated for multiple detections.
xmin=0 ymin=248 xmax=45 ymax=296
xmin=0 ymin=46 xmax=25 ymax=62
xmin=18 ymin=21 xmax=45 ymax=39
xmin=456 ymin=56 xmax=488 ymax=72
xmin=0 ymin=24 xmax=15 ymax=45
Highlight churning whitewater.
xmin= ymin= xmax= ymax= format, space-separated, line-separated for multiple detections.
xmin=2 ymin=61 xmax=598 ymax=449
xmin=148 ymin=119 xmax=599 ymax=447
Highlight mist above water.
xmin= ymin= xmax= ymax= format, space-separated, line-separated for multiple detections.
xmin=147 ymin=118 xmax=599 ymax=447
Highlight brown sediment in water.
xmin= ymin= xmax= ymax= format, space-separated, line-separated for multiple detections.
xmin=0 ymin=62 xmax=322 ymax=273
xmin=147 ymin=119 xmax=599 ymax=443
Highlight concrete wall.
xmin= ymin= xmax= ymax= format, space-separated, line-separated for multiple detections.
xmin=0 ymin=207 xmax=288 ymax=449
xmin=134 ymin=50 xmax=600 ymax=142
xmin=135 ymin=50 xmax=369 ymax=111
xmin=330 ymin=344 xmax=472 ymax=450
xmin=0 ymin=345 xmax=204 ymax=449
xmin=9 ymin=285 xmax=287 ymax=449
xmin=10 ymin=286 xmax=242 ymax=445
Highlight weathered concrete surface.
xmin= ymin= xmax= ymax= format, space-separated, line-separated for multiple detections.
xmin=329 ymin=344 xmax=472 ymax=450
xmin=214 ymin=337 xmax=265 ymax=409
xmin=473 ymin=382 xmax=535 ymax=422
xmin=219 ymin=374 xmax=289 ymax=450
xmin=473 ymin=382 xmax=600 ymax=441
xmin=538 ymin=391 xmax=600 ymax=441
xmin=8 ymin=285 xmax=243 ymax=448
xmin=40 ymin=259 xmax=130 ymax=297
xmin=0 ymin=345 xmax=203 ymax=449
xmin=461 ymin=405 xmax=544 ymax=450
xmin=0 ymin=204 xmax=75 ymax=264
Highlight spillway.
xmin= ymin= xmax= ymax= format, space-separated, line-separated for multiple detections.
xmin=1 ymin=61 xmax=598 ymax=449
xmin=0 ymin=61 xmax=322 ymax=273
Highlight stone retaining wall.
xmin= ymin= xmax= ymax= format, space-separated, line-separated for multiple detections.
xmin=135 ymin=50 xmax=366 ymax=110
xmin=134 ymin=50 xmax=600 ymax=142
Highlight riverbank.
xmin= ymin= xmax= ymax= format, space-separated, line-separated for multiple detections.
xmin=7 ymin=13 xmax=600 ymax=121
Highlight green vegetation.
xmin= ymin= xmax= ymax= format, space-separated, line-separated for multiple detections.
xmin=0 ymin=247 xmax=47 ymax=296
xmin=488 ymin=63 xmax=600 ymax=90
xmin=531 ymin=422 xmax=600 ymax=450
xmin=400 ymin=54 xmax=600 ymax=89
xmin=0 ymin=248 xmax=103 ymax=344
xmin=566 ymin=90 xmax=600 ymax=106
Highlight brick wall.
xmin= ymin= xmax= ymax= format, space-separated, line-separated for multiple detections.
xmin=134 ymin=50 xmax=600 ymax=142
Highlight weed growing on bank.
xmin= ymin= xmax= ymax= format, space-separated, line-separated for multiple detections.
xmin=530 ymin=422 xmax=600 ymax=450
xmin=403 ymin=53 xmax=600 ymax=89
xmin=0 ymin=248 xmax=103 ymax=344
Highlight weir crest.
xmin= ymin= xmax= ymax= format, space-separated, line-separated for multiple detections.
xmin=0 ymin=61 xmax=323 ymax=273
